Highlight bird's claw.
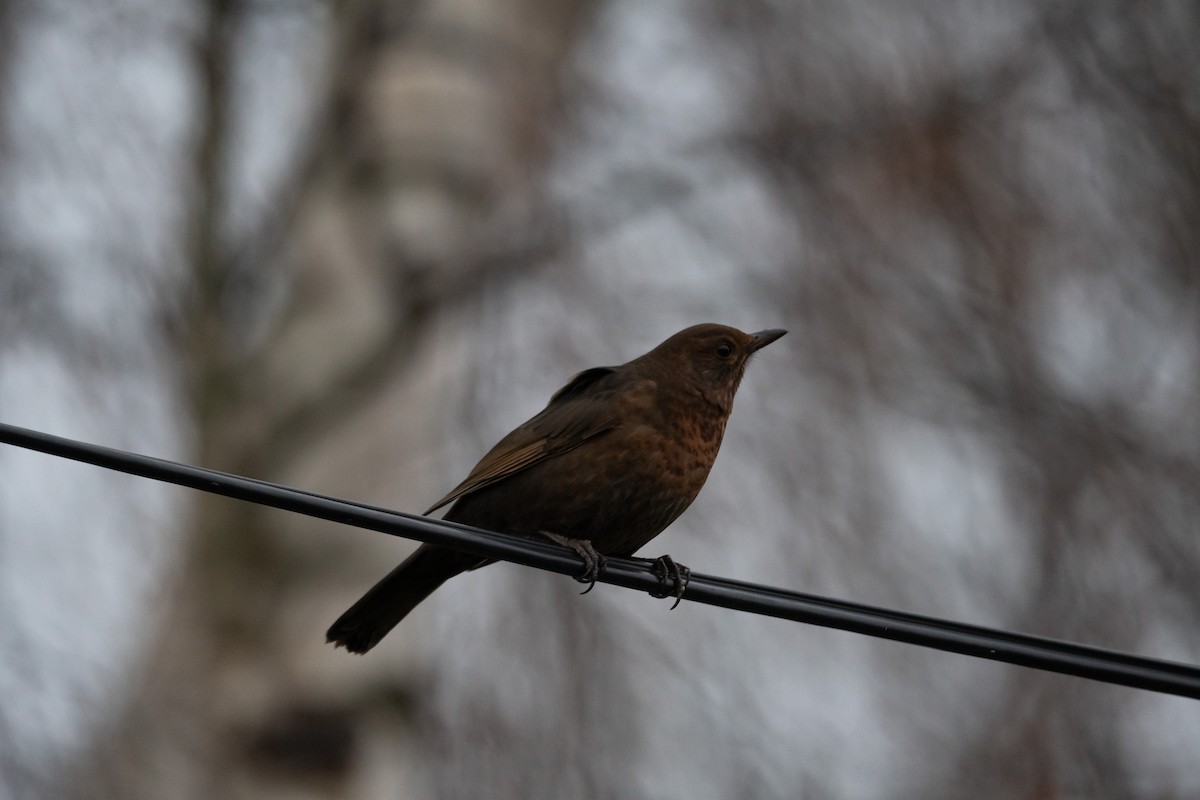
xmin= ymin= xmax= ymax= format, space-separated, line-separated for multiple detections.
xmin=573 ymin=544 xmax=607 ymax=594
xmin=537 ymin=532 xmax=607 ymax=593
xmin=650 ymin=554 xmax=690 ymax=609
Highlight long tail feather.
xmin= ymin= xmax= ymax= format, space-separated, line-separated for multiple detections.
xmin=326 ymin=545 xmax=478 ymax=654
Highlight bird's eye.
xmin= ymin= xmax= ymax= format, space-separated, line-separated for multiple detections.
xmin=715 ymin=342 xmax=734 ymax=359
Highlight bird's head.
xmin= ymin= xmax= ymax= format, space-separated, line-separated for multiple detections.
xmin=642 ymin=323 xmax=786 ymax=411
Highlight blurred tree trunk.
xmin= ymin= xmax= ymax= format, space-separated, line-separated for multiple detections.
xmin=65 ymin=1 xmax=595 ymax=797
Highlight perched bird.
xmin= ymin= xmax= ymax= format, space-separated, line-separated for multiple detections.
xmin=327 ymin=323 xmax=786 ymax=653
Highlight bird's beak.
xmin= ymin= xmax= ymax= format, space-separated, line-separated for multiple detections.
xmin=748 ymin=328 xmax=787 ymax=352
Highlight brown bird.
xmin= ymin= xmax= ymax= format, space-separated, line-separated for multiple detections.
xmin=327 ymin=323 xmax=786 ymax=653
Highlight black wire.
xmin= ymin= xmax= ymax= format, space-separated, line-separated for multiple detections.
xmin=2 ymin=421 xmax=1199 ymax=700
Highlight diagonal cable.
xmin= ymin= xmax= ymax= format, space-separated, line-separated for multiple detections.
xmin=2 ymin=421 xmax=1198 ymax=700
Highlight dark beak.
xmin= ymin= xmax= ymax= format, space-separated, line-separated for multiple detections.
xmin=748 ymin=328 xmax=787 ymax=352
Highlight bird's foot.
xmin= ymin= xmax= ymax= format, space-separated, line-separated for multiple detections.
xmin=649 ymin=554 xmax=690 ymax=609
xmin=537 ymin=532 xmax=607 ymax=593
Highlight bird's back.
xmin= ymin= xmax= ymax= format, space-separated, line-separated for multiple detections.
xmin=445 ymin=363 xmax=730 ymax=555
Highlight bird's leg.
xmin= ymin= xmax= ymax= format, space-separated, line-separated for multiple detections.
xmin=537 ymin=531 xmax=607 ymax=593
xmin=649 ymin=554 xmax=690 ymax=609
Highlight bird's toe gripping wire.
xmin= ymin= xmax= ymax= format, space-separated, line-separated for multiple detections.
xmin=537 ymin=531 xmax=607 ymax=593
xmin=650 ymin=554 xmax=690 ymax=609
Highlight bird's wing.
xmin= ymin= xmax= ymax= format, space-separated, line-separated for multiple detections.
xmin=424 ymin=367 xmax=631 ymax=514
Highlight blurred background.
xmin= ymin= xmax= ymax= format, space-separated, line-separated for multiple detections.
xmin=2 ymin=0 xmax=1199 ymax=797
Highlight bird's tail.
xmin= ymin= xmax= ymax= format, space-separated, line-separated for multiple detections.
xmin=326 ymin=545 xmax=479 ymax=654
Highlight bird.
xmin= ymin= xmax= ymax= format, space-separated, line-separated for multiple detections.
xmin=326 ymin=323 xmax=786 ymax=653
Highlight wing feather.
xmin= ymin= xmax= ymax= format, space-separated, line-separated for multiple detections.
xmin=424 ymin=367 xmax=636 ymax=514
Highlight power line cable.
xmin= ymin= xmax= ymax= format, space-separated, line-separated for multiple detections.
xmin=2 ymin=421 xmax=1198 ymax=700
